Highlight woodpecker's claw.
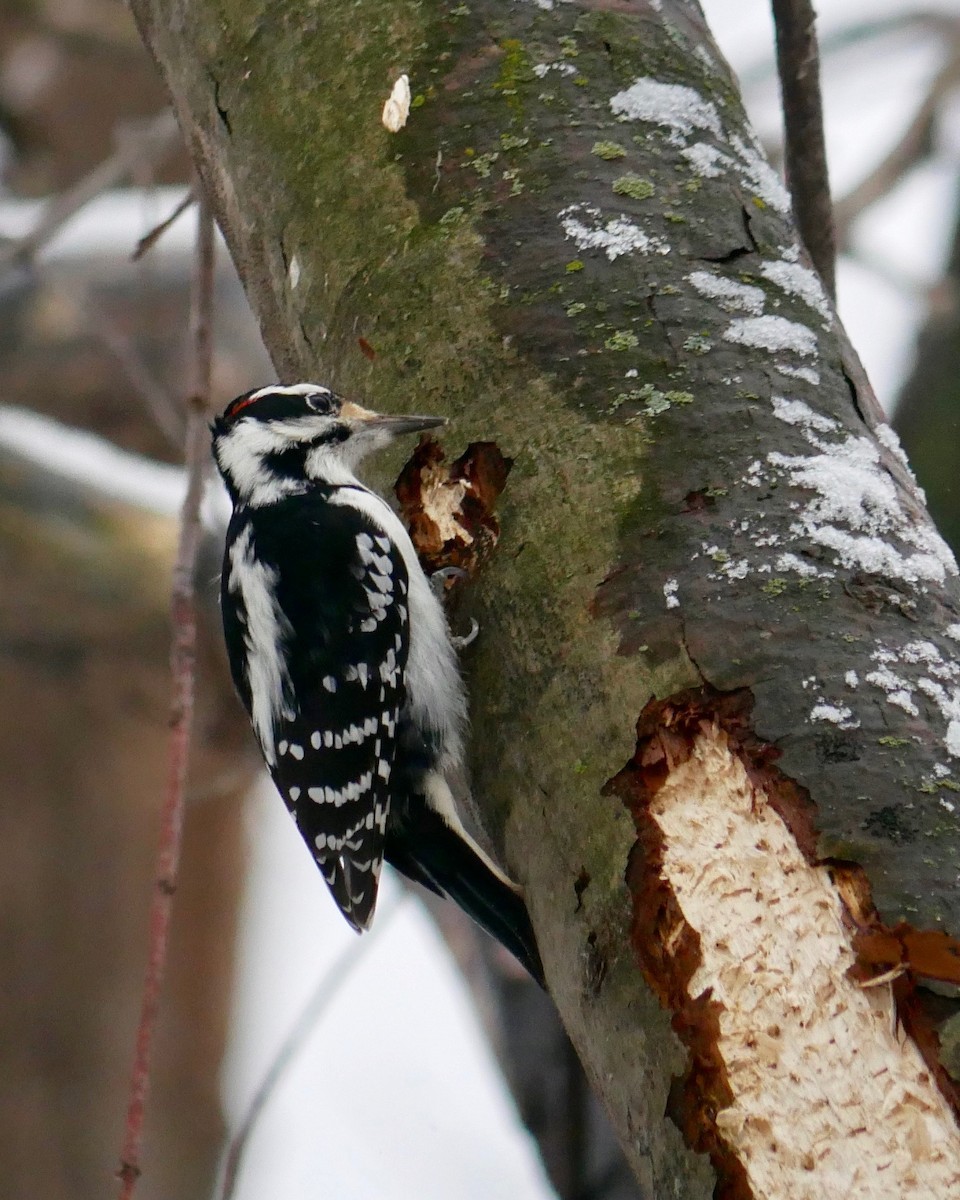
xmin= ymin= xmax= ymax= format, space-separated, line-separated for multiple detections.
xmin=428 ymin=569 xmax=478 ymax=647
xmin=451 ymin=618 xmax=479 ymax=649
xmin=429 ymin=565 xmax=468 ymax=599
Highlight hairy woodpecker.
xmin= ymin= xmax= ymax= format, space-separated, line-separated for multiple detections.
xmin=212 ymin=383 xmax=542 ymax=984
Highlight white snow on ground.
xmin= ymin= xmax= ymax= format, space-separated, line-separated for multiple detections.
xmin=222 ymin=782 xmax=556 ymax=1200
xmin=0 ymin=185 xmax=197 ymax=263
xmin=0 ymin=405 xmax=185 ymax=514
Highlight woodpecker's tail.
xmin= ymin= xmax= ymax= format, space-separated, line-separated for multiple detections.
xmin=385 ymin=785 xmax=545 ymax=987
xmin=318 ymin=851 xmax=381 ymax=934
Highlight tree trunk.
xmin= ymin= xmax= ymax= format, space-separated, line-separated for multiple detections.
xmin=130 ymin=1 xmax=960 ymax=1194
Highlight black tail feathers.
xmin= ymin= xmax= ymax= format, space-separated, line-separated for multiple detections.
xmin=385 ymin=798 xmax=544 ymax=988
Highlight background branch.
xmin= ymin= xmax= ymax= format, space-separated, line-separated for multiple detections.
xmin=834 ymin=40 xmax=960 ymax=242
xmin=771 ymin=0 xmax=837 ymax=298
xmin=116 ymin=191 xmax=215 ymax=1199
xmin=0 ymin=110 xmax=180 ymax=279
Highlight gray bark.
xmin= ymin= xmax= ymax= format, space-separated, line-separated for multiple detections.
xmin=128 ymin=0 xmax=960 ymax=1194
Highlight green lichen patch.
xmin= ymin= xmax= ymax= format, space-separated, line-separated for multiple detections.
xmin=605 ymin=330 xmax=639 ymax=351
xmin=500 ymin=133 xmax=530 ymax=151
xmin=612 ymin=173 xmax=655 ymax=201
xmin=612 ymin=384 xmax=694 ymax=418
xmin=592 ymin=140 xmax=627 ymax=160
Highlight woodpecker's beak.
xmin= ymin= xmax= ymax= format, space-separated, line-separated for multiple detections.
xmin=341 ymin=401 xmax=446 ymax=435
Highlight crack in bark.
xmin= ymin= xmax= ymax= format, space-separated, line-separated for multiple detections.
xmin=209 ymin=74 xmax=231 ymax=135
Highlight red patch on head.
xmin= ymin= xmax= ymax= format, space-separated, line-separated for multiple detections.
xmin=223 ymin=393 xmax=261 ymax=422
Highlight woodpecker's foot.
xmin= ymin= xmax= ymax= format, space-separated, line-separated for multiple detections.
xmin=451 ymin=618 xmax=479 ymax=649
xmin=429 ymin=565 xmax=468 ymax=599
xmin=429 ymin=567 xmax=479 ymax=647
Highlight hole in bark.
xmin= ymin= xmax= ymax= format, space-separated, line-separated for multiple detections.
xmin=863 ymin=804 xmax=919 ymax=844
xmin=574 ymin=868 xmax=591 ymax=911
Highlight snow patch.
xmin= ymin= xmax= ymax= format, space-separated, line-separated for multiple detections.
xmin=874 ymin=423 xmax=915 ymax=477
xmin=770 ymin=396 xmax=838 ymax=434
xmin=532 ymin=61 xmax=576 ymax=78
xmin=776 ymin=364 xmax=821 ymax=386
xmin=768 ymin=431 xmax=957 ymax=586
xmin=559 ymin=204 xmax=668 ymax=260
xmin=810 ymin=701 xmax=859 ymax=729
xmin=680 ymin=142 xmax=731 ymax=178
xmin=688 ymin=270 xmax=765 ymax=315
xmin=774 ymin=552 xmax=831 ymax=579
xmin=729 ymin=133 xmax=791 ymax=213
xmin=760 ymin=255 xmax=833 ymax=326
xmin=724 ymin=315 xmax=817 ymax=357
xmin=610 ymin=78 xmax=722 ymax=141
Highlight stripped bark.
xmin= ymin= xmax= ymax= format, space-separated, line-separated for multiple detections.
xmin=129 ymin=0 xmax=960 ymax=1194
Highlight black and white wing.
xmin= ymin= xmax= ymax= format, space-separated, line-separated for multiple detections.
xmin=222 ymin=495 xmax=409 ymax=931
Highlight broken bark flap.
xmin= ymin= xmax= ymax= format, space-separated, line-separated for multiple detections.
xmin=394 ymin=436 xmax=511 ymax=578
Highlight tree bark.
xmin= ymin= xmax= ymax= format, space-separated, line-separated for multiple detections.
xmin=129 ymin=1 xmax=960 ymax=1195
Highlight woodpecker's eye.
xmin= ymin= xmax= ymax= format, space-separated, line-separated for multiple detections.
xmin=306 ymin=391 xmax=336 ymax=415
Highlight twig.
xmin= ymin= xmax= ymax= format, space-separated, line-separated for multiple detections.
xmin=86 ymin=295 xmax=185 ymax=451
xmin=771 ymin=0 xmax=836 ymax=300
xmin=217 ymin=896 xmax=410 ymax=1200
xmin=0 ymin=110 xmax=180 ymax=279
xmin=115 ymin=190 xmax=215 ymax=1200
xmin=834 ymin=45 xmax=960 ymax=243
xmin=132 ymin=187 xmax=197 ymax=261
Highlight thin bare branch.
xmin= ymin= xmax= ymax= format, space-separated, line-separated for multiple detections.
xmin=85 ymin=295 xmax=185 ymax=451
xmin=771 ymin=0 xmax=836 ymax=299
xmin=0 ymin=110 xmax=180 ymax=280
xmin=132 ymin=187 xmax=197 ymax=261
xmin=217 ymin=897 xmax=410 ymax=1200
xmin=834 ymin=45 xmax=960 ymax=243
xmin=116 ymin=190 xmax=215 ymax=1200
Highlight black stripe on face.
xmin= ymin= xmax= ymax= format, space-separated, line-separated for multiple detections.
xmin=221 ymin=387 xmax=343 ymax=425
xmin=262 ymin=426 xmax=349 ymax=479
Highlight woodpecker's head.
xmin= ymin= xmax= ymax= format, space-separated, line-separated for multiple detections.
xmin=212 ymin=383 xmax=445 ymax=506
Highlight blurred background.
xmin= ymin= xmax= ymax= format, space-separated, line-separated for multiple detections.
xmin=1 ymin=1 xmax=959 ymax=1198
